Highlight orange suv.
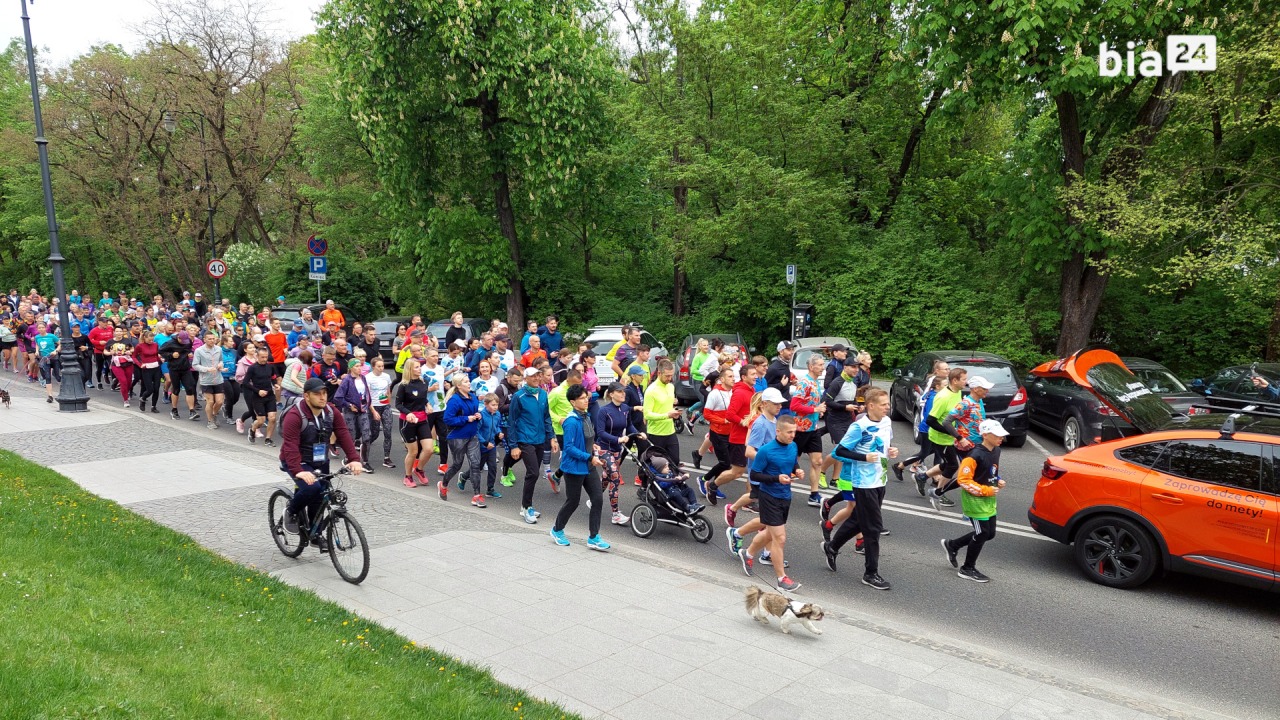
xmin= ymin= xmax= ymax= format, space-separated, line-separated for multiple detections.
xmin=1027 ymin=349 xmax=1278 ymax=591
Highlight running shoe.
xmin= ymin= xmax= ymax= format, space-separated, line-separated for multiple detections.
xmin=501 ymin=470 xmax=515 ymax=487
xmin=776 ymin=576 xmax=801 ymax=592
xmin=757 ymin=553 xmax=788 ymax=568
xmin=533 ymin=508 xmax=542 ymax=518
xmin=938 ymin=495 xmax=955 ymax=508
xmin=171 ymin=408 xmax=181 ymax=420
xmin=263 ymin=438 xmax=275 ymax=448
xmin=458 ymin=472 xmax=467 ymax=490
xmin=257 ymin=430 xmax=265 ymax=438
xmin=881 ymin=528 xmax=891 ymax=536
xmin=819 ymin=497 xmax=833 ymax=524
xmin=737 ymin=549 xmax=754 ymax=576
xmin=892 ymin=463 xmax=904 ymax=482
xmin=523 ymin=507 xmax=538 ymax=524
xmin=471 ymin=494 xmax=486 ymax=508
xmin=817 ymin=472 xmax=828 ymax=489
xmin=611 ymin=511 xmax=630 ymax=525
xmin=744 ymin=502 xmax=759 ymax=514
xmin=412 ymin=467 xmax=427 ymax=485
xmin=549 ymin=528 xmax=570 ymax=546
xmin=547 ymin=470 xmax=560 ymax=494
xmin=586 ymin=535 xmax=611 ymax=552
xmin=383 ymin=459 xmax=396 ymax=469
xmin=941 ymin=538 xmax=958 ymax=568
xmin=724 ymin=505 xmax=737 ymax=528
xmin=957 ymin=567 xmax=990 ymax=583
xmin=716 ymin=489 xmax=726 ymax=499
xmin=725 ymin=526 xmax=741 ymax=554
xmin=862 ymin=574 xmax=891 ymax=591
xmin=247 ymin=428 xmax=256 ymax=445
xmin=189 ymin=410 xmax=200 ymax=421
xmin=437 ymin=464 xmax=448 ymax=476
xmin=691 ymin=450 xmax=703 ymax=469
xmin=437 ymin=480 xmax=448 ymax=500
xmin=698 ymin=478 xmax=709 ymax=498
xmin=704 ymin=479 xmax=718 ymax=506
xmin=928 ymin=489 xmax=941 ymax=512
xmin=283 ymin=511 xmax=299 ymax=534
xmin=914 ymin=471 xmax=929 ymax=497
xmin=820 ymin=519 xmax=833 ymax=544
xmin=206 ymin=420 xmax=217 ymax=430
xmin=487 ymin=490 xmax=502 ymax=498
xmin=854 ymin=537 xmax=866 ymax=555
xmin=822 ymin=541 xmax=837 ymax=572
xmin=633 ymin=475 xmax=642 ymax=486
xmin=403 ymin=475 xmax=417 ymax=488
xmin=806 ymin=492 xmax=821 ymax=507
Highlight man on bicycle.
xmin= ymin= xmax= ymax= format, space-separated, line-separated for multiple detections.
xmin=279 ymin=377 xmax=365 ymax=550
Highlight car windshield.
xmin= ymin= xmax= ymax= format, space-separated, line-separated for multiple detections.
xmin=588 ymin=339 xmax=621 ymax=357
xmin=793 ymin=348 xmax=831 ymax=369
xmin=273 ymin=310 xmax=301 ymax=323
xmin=1086 ymin=362 xmax=1174 ymax=433
xmin=426 ymin=322 xmax=451 ymax=341
xmin=952 ymin=363 xmax=1015 ymax=387
xmin=1131 ymin=368 xmax=1187 ymax=393
xmin=372 ymin=321 xmax=401 ymax=333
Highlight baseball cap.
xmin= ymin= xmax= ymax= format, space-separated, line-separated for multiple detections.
xmin=830 ymin=343 xmax=848 ymax=353
xmin=523 ymin=367 xmax=541 ymax=378
xmin=968 ymin=376 xmax=995 ymax=390
xmin=452 ymin=339 xmax=467 ymax=348
xmin=303 ymin=377 xmax=327 ymax=394
xmin=978 ymin=419 xmax=1008 ymax=437
xmin=292 ymin=320 xmax=304 ymax=328
xmin=627 ymin=365 xmax=645 ymax=376
xmin=760 ymin=387 xmax=785 ymax=404
xmin=169 ymin=312 xmax=184 ymax=319
xmin=776 ymin=340 xmax=796 ymax=352
xmin=194 ymin=292 xmax=202 ymax=298
xmin=277 ymin=296 xmax=286 ymax=302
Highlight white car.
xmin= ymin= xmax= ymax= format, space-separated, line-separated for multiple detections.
xmin=583 ymin=325 xmax=668 ymax=385
xmin=789 ymin=336 xmax=857 ymax=379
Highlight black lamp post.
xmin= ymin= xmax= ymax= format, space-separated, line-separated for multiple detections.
xmin=21 ymin=0 xmax=88 ymax=411
xmin=162 ymin=109 xmax=220 ymax=305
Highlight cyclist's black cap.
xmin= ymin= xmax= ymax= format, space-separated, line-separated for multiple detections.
xmin=303 ymin=378 xmax=327 ymax=394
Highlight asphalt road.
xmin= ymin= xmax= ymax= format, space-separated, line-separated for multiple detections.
xmin=626 ymin=415 xmax=1280 ymax=720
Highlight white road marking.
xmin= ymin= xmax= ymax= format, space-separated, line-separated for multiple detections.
xmin=674 ymin=461 xmax=1052 ymax=542
xmin=1026 ymin=435 xmax=1053 ymax=458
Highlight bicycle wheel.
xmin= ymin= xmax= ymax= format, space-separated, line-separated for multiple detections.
xmin=327 ymin=510 xmax=370 ymax=584
xmin=268 ymin=489 xmax=305 ymax=558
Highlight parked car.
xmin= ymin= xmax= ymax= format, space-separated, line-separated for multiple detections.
xmin=271 ymin=303 xmax=356 ymax=333
xmin=674 ymin=333 xmax=746 ymax=404
xmin=582 ymin=325 xmax=668 ymax=386
xmin=1027 ymin=354 xmax=1209 ymax=453
xmin=370 ymin=316 xmax=412 ymax=361
xmin=425 ymin=317 xmax=489 ymax=352
xmin=889 ymin=350 xmax=1028 ymax=448
xmin=789 ymin=337 xmax=857 ymax=380
xmin=1027 ymin=349 xmax=1280 ymax=591
xmin=1190 ymin=362 xmax=1280 ymax=411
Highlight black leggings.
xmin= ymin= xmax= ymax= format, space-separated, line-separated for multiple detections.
xmin=703 ymin=431 xmax=732 ymax=481
xmin=831 ymin=486 xmax=885 ymax=576
xmin=138 ymin=366 xmax=163 ymax=407
xmin=518 ymin=442 xmax=547 ymax=509
xmin=222 ymin=379 xmax=241 ymax=418
xmin=93 ymin=352 xmax=109 ymax=384
xmin=429 ymin=412 xmax=449 ymax=464
xmin=898 ymin=431 xmax=936 ymax=469
xmin=553 ymin=469 xmax=603 ymax=537
xmin=947 ymin=516 xmax=997 ymax=569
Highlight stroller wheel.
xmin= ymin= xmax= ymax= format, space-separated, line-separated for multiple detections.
xmin=690 ymin=516 xmax=713 ymax=543
xmin=630 ymin=503 xmax=657 ymax=538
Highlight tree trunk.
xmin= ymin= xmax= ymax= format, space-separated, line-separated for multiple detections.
xmin=480 ymin=92 xmax=525 ymax=331
xmin=1267 ymin=281 xmax=1280 ymax=362
xmin=1053 ymin=90 xmax=1108 ymax=356
xmin=876 ymin=89 xmax=939 ymax=230
xmin=673 ymin=145 xmax=688 ymax=317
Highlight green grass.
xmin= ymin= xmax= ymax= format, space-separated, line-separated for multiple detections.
xmin=0 ymin=450 xmax=575 ymax=720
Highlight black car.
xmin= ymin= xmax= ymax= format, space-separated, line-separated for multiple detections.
xmin=1028 ymin=352 xmax=1212 ymax=452
xmin=370 ymin=316 xmax=412 ymax=361
xmin=889 ymin=350 xmax=1028 ymax=448
xmin=272 ymin=303 xmax=357 ymax=333
xmin=674 ymin=333 xmax=746 ymax=404
xmin=426 ymin=318 xmax=490 ymax=352
xmin=1191 ymin=363 xmax=1280 ymax=411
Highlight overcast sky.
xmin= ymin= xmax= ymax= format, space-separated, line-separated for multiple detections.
xmin=3 ymin=0 xmax=323 ymax=66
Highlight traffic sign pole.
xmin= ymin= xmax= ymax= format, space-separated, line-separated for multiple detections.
xmin=787 ymin=264 xmax=798 ymax=340
xmin=307 ymin=239 xmax=328 ymax=303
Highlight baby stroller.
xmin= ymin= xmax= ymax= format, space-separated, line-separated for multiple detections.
xmin=626 ymin=438 xmax=714 ymax=543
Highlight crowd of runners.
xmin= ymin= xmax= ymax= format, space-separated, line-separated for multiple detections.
xmin=12 ymin=287 xmax=1010 ymax=592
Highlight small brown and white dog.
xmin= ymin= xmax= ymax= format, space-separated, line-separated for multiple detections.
xmin=744 ymin=586 xmax=824 ymax=635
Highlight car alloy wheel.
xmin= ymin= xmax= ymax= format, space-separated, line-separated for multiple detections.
xmin=1063 ymin=416 xmax=1082 ymax=453
xmin=1074 ymin=515 xmax=1158 ymax=589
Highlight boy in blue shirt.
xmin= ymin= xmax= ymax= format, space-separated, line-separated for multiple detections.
xmin=736 ymin=415 xmax=803 ymax=592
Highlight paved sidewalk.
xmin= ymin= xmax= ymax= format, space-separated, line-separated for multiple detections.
xmin=1 ymin=386 xmax=1228 ymax=720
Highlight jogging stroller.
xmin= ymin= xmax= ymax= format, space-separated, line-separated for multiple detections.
xmin=625 ymin=438 xmax=714 ymax=543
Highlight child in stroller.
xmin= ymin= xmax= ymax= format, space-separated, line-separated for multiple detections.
xmin=650 ymin=455 xmax=704 ymax=516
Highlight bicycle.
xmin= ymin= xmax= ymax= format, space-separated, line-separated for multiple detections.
xmin=267 ymin=468 xmax=370 ymax=584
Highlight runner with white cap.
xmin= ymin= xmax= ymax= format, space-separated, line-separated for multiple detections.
xmin=940 ymin=418 xmax=1007 ymax=583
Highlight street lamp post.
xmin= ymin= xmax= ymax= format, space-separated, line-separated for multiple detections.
xmin=20 ymin=0 xmax=88 ymax=412
xmin=163 ymin=110 xmax=220 ymax=305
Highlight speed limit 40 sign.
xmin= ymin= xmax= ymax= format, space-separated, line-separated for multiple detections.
xmin=206 ymin=258 xmax=227 ymax=279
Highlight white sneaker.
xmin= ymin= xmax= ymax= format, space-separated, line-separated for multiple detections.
xmin=256 ymin=429 xmax=265 ymax=438
xmin=611 ymin=511 xmax=630 ymax=525
xmin=523 ymin=507 xmax=538 ymax=524
xmin=235 ymin=418 xmax=245 ymax=434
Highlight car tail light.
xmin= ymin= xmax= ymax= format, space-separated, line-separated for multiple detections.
xmin=1094 ymin=403 xmax=1115 ymax=416
xmin=1042 ymin=460 xmax=1068 ymax=480
xmin=679 ymin=347 xmax=692 ymax=381
xmin=1186 ymin=406 xmax=1209 ymax=416
xmin=1010 ymin=388 xmax=1026 ymax=407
